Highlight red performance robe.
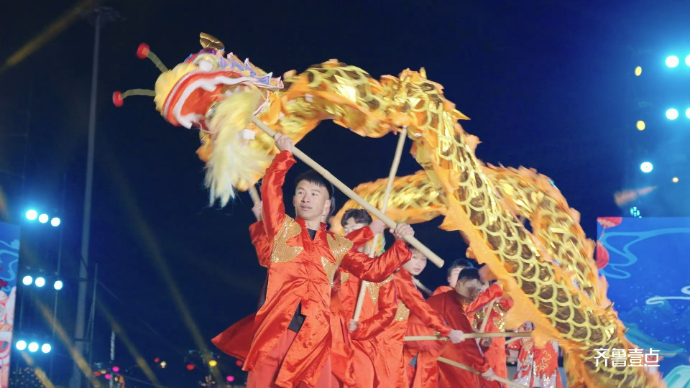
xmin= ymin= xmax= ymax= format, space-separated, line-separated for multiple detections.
xmin=385 ymin=270 xmax=450 ymax=388
xmin=466 ymin=283 xmax=513 ymax=388
xmin=407 ymin=289 xmax=490 ymax=388
xmin=336 ymin=268 xmax=398 ymax=388
xmin=244 ymin=150 xmax=411 ymax=388
xmin=212 ymin=220 xmax=373 ymax=366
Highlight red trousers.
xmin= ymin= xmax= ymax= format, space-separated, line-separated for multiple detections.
xmin=247 ymin=330 xmax=334 ymax=388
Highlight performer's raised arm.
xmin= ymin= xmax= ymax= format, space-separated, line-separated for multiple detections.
xmin=260 ymin=135 xmax=296 ymax=239
xmin=396 ymin=266 xmax=452 ymax=337
xmin=340 ymin=223 xmax=413 ymax=282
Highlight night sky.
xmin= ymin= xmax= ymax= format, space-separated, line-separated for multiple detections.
xmin=1 ymin=0 xmax=690 ymax=386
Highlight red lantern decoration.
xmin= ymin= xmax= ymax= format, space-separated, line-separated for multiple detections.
xmin=596 ymin=240 xmax=610 ymax=269
xmin=186 ymin=364 xmax=195 ymax=371
xmin=154 ymin=358 xmax=160 ymax=363
xmin=597 ymin=217 xmax=623 ymax=229
xmin=94 ymin=371 xmax=101 ymax=376
xmin=235 ymin=360 xmax=243 ymax=367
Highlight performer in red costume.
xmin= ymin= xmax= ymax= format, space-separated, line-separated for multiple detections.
xmin=466 ymin=279 xmax=513 ymax=388
xmin=376 ymin=247 xmax=464 ymax=388
xmin=244 ymin=134 xmax=416 ymax=388
xmin=212 ymin=203 xmax=379 ymax=376
xmin=432 ymin=258 xmax=476 ymax=296
xmin=334 ymin=209 xmax=399 ymax=388
xmin=407 ymin=268 xmax=495 ymax=388
xmin=509 ymin=322 xmax=563 ymax=388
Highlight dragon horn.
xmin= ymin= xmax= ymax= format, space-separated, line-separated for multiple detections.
xmin=136 ymin=43 xmax=168 ymax=72
xmin=419 ymin=67 xmax=427 ymax=78
xmin=112 ymin=89 xmax=156 ymax=107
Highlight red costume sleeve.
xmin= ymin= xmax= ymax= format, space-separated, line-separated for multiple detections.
xmin=340 ymin=240 xmax=410 ymax=283
xmin=351 ymin=278 xmax=397 ymax=340
xmin=397 ymin=271 xmax=451 ymax=336
xmin=429 ymin=293 xmax=490 ymax=373
xmin=467 ymin=282 xmax=504 ymax=314
xmin=260 ymin=150 xmax=296 ymax=240
xmin=344 ymin=226 xmax=374 ymax=250
xmin=249 ymin=221 xmax=271 ymax=267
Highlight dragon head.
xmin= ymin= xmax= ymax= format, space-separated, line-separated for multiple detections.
xmin=113 ymin=33 xmax=283 ymax=132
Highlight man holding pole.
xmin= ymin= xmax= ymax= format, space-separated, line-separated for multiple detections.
xmin=408 ymin=268 xmax=496 ymax=388
xmin=243 ymin=134 xmax=417 ymax=388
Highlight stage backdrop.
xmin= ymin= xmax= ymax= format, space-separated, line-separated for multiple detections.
xmin=0 ymin=222 xmax=19 ymax=388
xmin=596 ymin=217 xmax=690 ymax=386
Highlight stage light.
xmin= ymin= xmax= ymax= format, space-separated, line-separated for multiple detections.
xmin=209 ymin=360 xmax=218 ymax=367
xmin=686 ymin=108 xmax=690 ymax=119
xmin=112 ymin=366 xmax=120 ymax=372
xmin=154 ymin=358 xmax=160 ymax=363
xmin=686 ymin=55 xmax=690 ymax=66
xmin=666 ymin=109 xmax=679 ymax=120
xmin=28 ymin=342 xmax=39 ymax=352
xmin=160 ymin=361 xmax=167 ymax=369
xmin=636 ymin=120 xmax=645 ymax=130
xmin=101 ymin=370 xmax=107 ymax=374
xmin=640 ymin=162 xmax=653 ymax=173
xmin=54 ymin=280 xmax=63 ymax=290
xmin=186 ymin=364 xmax=195 ymax=371
xmin=22 ymin=276 xmax=33 ymax=285
xmin=666 ymin=55 xmax=679 ymax=68
xmin=235 ymin=360 xmax=243 ymax=367
xmin=16 ymin=341 xmax=27 ymax=350
xmin=227 ymin=376 xmax=235 ymax=382
xmin=105 ymin=374 xmax=111 ymax=380
xmin=50 ymin=217 xmax=60 ymax=227
xmin=673 ymin=177 xmax=679 ymax=183
xmin=26 ymin=210 xmax=37 ymax=221
xmin=94 ymin=371 xmax=101 ymax=376
xmin=635 ymin=66 xmax=642 ymax=76
xmin=41 ymin=343 xmax=51 ymax=353
xmin=38 ymin=214 xmax=48 ymax=223
xmin=35 ymin=277 xmax=45 ymax=288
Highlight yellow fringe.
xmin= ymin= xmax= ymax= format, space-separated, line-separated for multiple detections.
xmin=205 ymin=89 xmax=270 ymax=207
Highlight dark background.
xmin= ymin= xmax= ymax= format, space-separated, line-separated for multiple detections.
xmin=1 ymin=0 xmax=689 ymax=386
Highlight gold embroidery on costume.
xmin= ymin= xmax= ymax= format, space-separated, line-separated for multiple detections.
xmin=270 ymin=216 xmax=303 ymax=263
xmin=340 ymin=271 xmax=350 ymax=284
xmin=493 ymin=302 xmax=507 ymax=331
xmin=321 ymin=257 xmax=338 ymax=286
xmin=394 ymin=301 xmax=410 ymax=321
xmin=327 ymin=233 xmax=353 ymax=264
xmin=367 ymin=282 xmax=380 ymax=303
xmin=368 ymin=275 xmax=393 ymax=303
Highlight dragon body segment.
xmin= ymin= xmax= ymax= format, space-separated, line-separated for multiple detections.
xmin=114 ymin=33 xmax=665 ymax=388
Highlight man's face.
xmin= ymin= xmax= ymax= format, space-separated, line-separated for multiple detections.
xmin=293 ymin=180 xmax=331 ymax=223
xmin=402 ymin=249 xmax=428 ymax=276
xmin=342 ymin=217 xmax=368 ymax=235
xmin=455 ymin=278 xmax=484 ymax=302
xmin=446 ymin=266 xmax=467 ymax=288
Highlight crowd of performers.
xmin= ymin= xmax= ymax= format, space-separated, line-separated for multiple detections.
xmin=212 ymin=135 xmax=564 ymax=388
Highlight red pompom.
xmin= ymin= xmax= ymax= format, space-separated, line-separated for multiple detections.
xmin=112 ymin=91 xmax=124 ymax=107
xmin=137 ymin=43 xmax=150 ymax=59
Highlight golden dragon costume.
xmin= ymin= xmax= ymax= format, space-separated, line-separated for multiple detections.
xmin=114 ymin=33 xmax=665 ymax=388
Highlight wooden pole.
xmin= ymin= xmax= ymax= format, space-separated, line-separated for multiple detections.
xmin=479 ymin=299 xmax=497 ymax=333
xmin=353 ymin=127 xmax=408 ymax=321
xmin=437 ymin=357 xmax=527 ymax=388
xmin=248 ymin=185 xmax=260 ymax=204
xmin=404 ymin=332 xmax=532 ymax=341
xmin=251 ymin=117 xmax=444 ymax=268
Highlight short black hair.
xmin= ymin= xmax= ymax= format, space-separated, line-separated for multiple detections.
xmin=447 ymin=258 xmax=475 ymax=277
xmin=294 ymin=170 xmax=334 ymax=199
xmin=341 ymin=209 xmax=372 ymax=227
xmin=457 ymin=268 xmax=482 ymax=283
